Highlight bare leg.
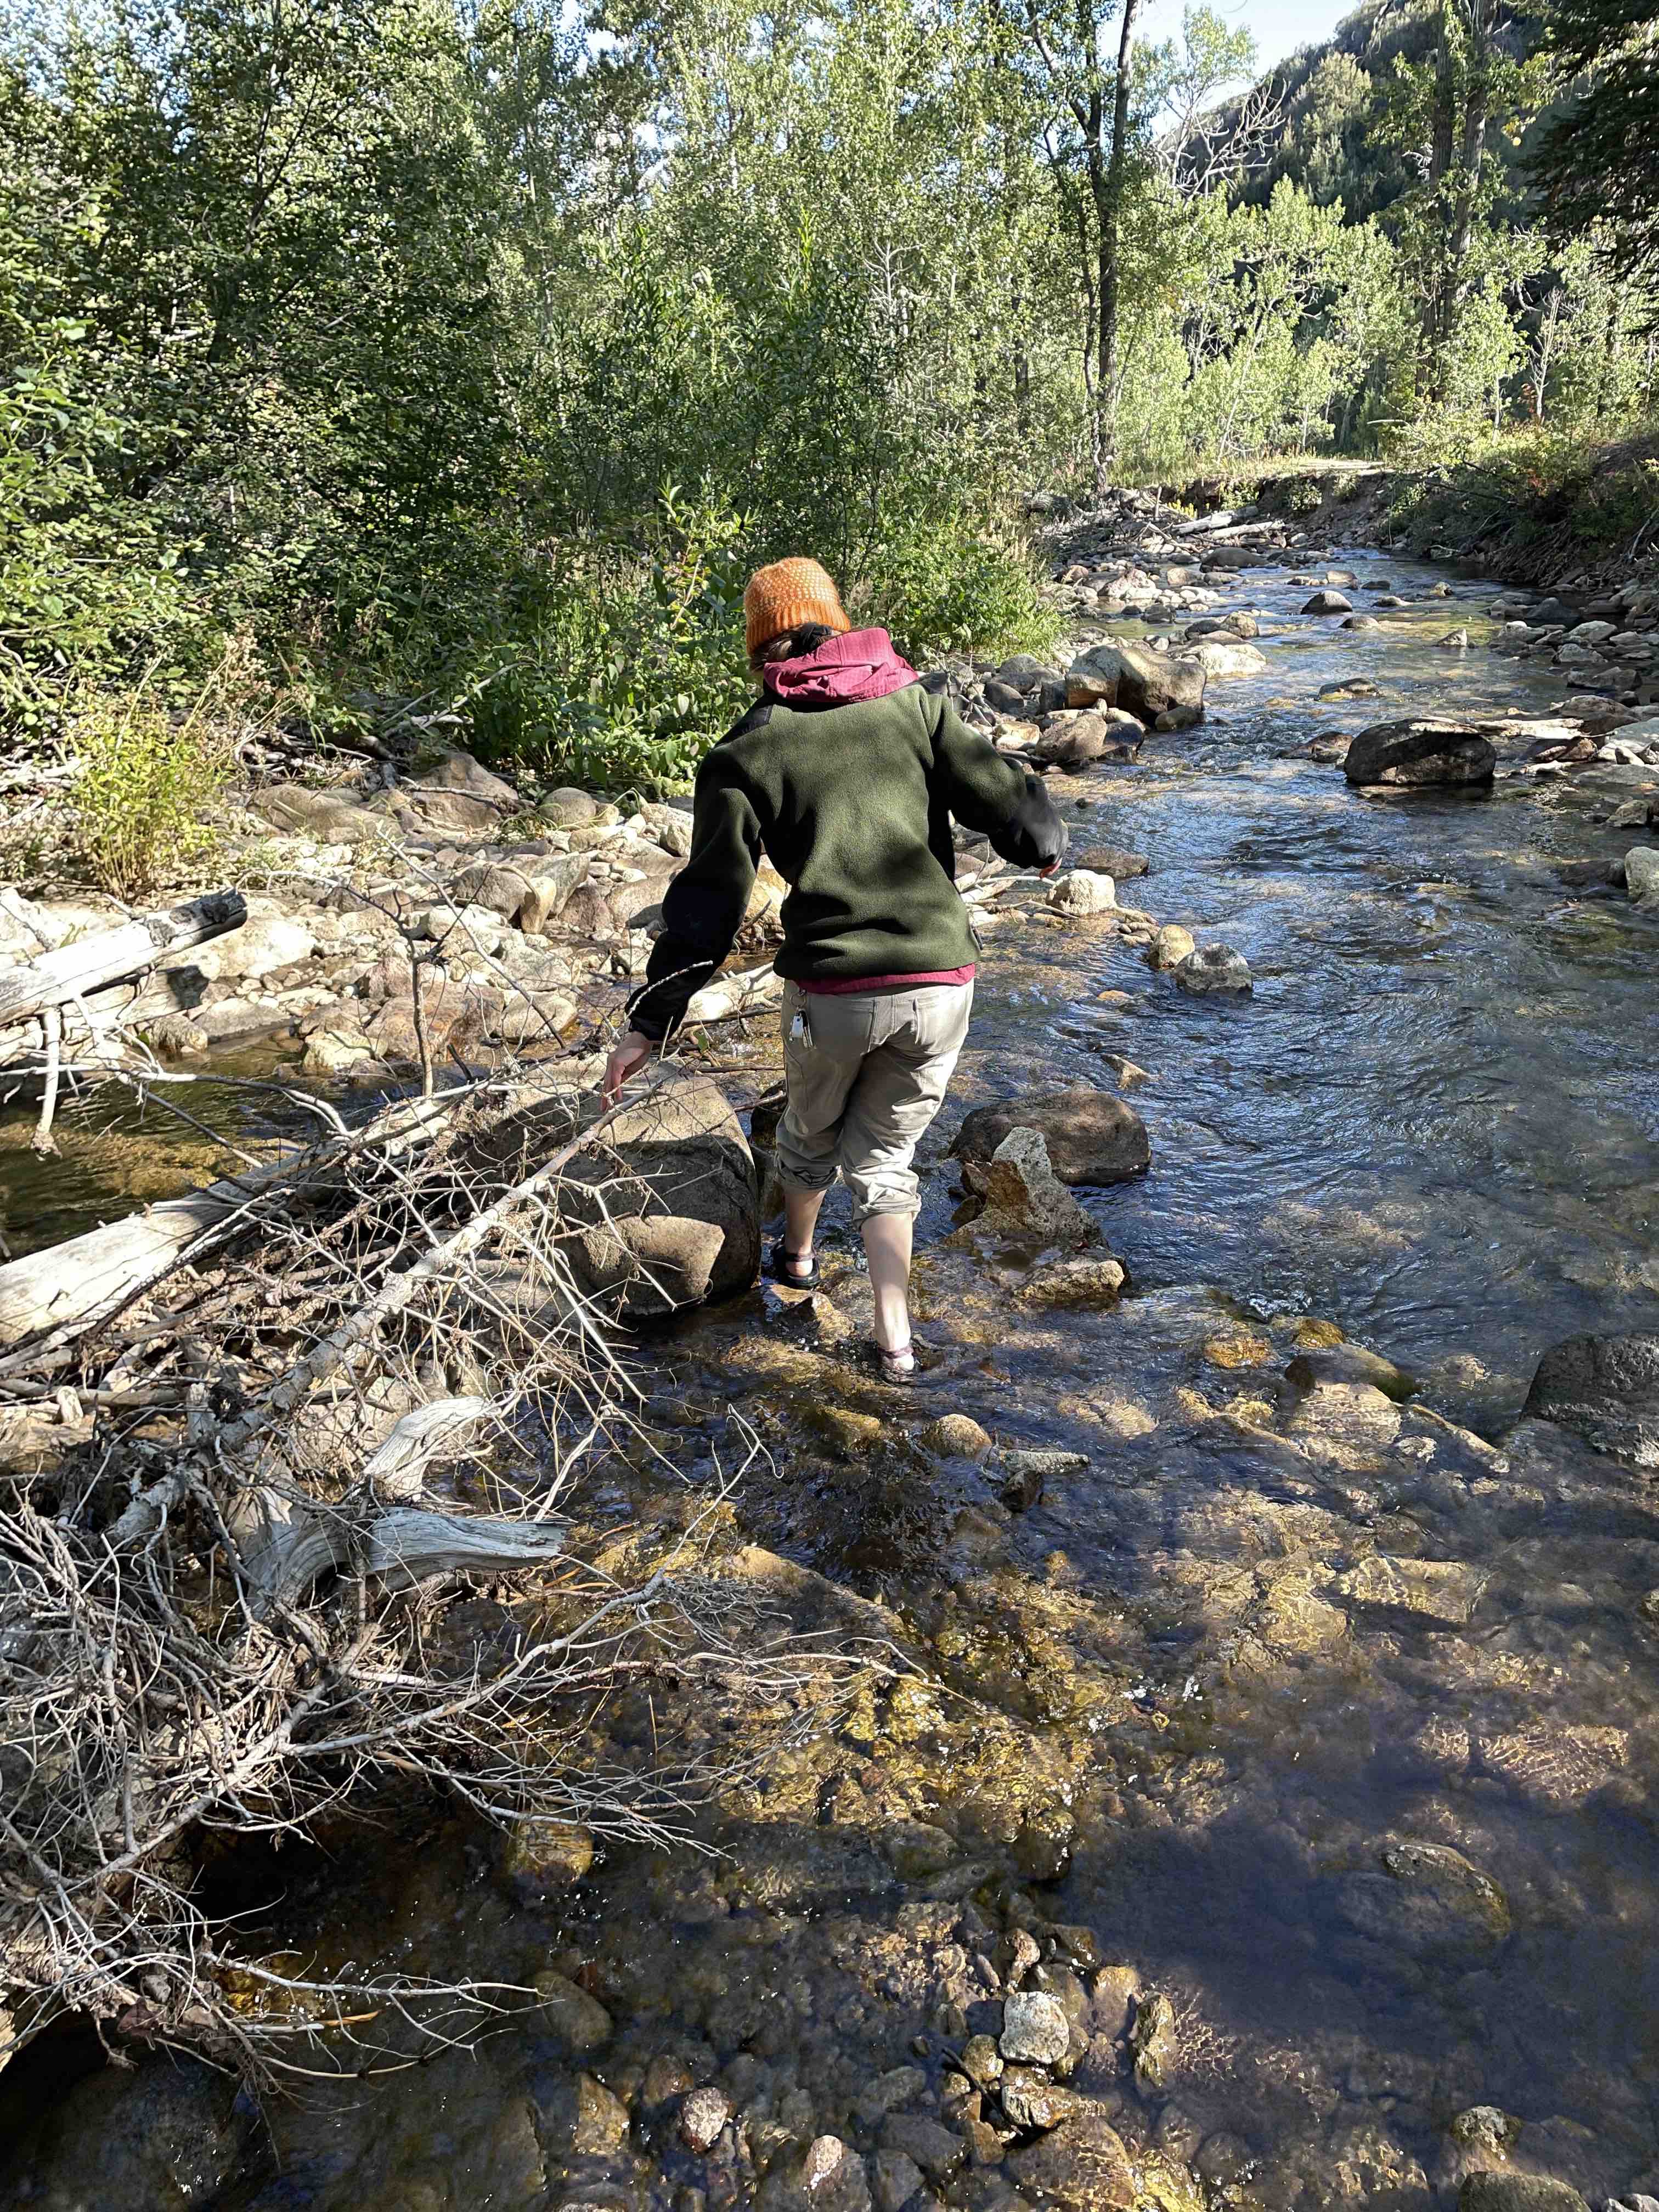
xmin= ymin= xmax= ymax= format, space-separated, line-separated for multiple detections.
xmin=862 ymin=1212 xmax=914 ymax=1367
xmin=781 ymin=1187 xmax=826 ymax=1278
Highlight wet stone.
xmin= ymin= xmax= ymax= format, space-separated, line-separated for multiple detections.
xmin=1148 ymin=923 xmax=1196 ymax=970
xmin=1000 ymin=2067 xmax=1081 ymax=2131
xmin=1000 ymin=1989 xmax=1070 ymax=2066
xmin=1129 ymin=1991 xmax=1178 ymax=2092
xmin=1335 ymin=1554 xmax=1485 ymax=1628
xmin=1006 ymin=2112 xmax=1137 ymax=2210
xmin=500 ymin=1818 xmax=595 ymax=1899
xmin=761 ymin=2135 xmax=872 ymax=2212
xmin=962 ymin=2035 xmax=1005 ymax=2090
xmin=882 ymin=2114 xmax=967 ymax=2181
xmin=1336 ymin=1839 xmax=1511 ymax=1955
xmin=922 ymin=1414 xmax=994 ymax=1462
xmin=1286 ymin=1341 xmax=1415 ymax=1401
xmin=872 ymin=2148 xmax=927 ymax=2212
xmin=1285 ymin=1379 xmax=1402 ymax=1465
xmin=854 ymin=2068 xmax=928 ymax=2125
xmin=1460 ymin=2180 xmax=1593 ymax=2212
xmin=1174 ymin=944 xmax=1252 ymax=995
xmin=535 ymin=1970 xmax=614 ymax=2054
xmin=680 ymin=2086 xmax=731 ymax=2153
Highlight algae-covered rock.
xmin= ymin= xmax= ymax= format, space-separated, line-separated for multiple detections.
xmin=1007 ymin=2110 xmax=1137 ymax=2209
xmin=1336 ymin=1839 xmax=1511 ymax=1955
xmin=1130 ymin=1990 xmax=1178 ymax=2091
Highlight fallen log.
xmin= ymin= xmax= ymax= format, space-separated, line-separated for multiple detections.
xmin=1173 ymin=506 xmax=1257 ymax=537
xmin=0 ymin=1088 xmax=460 ymax=1356
xmin=0 ymin=889 xmax=246 ymax=1040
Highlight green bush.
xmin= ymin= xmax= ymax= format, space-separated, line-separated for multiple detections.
xmin=463 ymin=489 xmax=754 ymax=792
xmin=867 ymin=510 xmax=1063 ymax=665
xmin=69 ymin=690 xmax=228 ymax=901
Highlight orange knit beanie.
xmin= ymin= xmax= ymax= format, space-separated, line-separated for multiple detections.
xmin=743 ymin=558 xmax=851 ymax=657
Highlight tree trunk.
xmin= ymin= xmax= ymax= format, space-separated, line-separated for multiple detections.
xmin=1094 ymin=0 xmax=1141 ymax=491
xmin=1446 ymin=1 xmax=1492 ymax=313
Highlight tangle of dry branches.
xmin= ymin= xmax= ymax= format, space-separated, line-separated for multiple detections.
xmin=0 ymin=1026 xmax=876 ymax=2087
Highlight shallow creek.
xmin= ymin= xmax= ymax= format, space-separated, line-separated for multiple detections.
xmin=5 ymin=554 xmax=1659 ymax=2212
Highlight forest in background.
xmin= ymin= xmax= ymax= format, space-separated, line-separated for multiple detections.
xmin=2 ymin=0 xmax=1657 ymax=791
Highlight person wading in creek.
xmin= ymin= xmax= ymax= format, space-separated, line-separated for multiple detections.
xmin=603 ymin=556 xmax=1068 ymax=1381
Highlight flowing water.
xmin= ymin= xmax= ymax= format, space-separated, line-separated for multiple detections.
xmin=5 ymin=552 xmax=1659 ymax=2210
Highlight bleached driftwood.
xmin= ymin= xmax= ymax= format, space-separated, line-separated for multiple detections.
xmin=0 ymin=1090 xmax=459 ymax=1355
xmin=0 ymin=890 xmax=246 ymax=1057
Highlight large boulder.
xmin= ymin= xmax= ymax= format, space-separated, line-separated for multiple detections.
xmin=1069 ymin=641 xmax=1206 ymax=719
xmin=1625 ymin=846 xmax=1659 ymax=911
xmin=579 ymin=1076 xmax=760 ymax=1316
xmin=1343 ymin=720 xmax=1497 ymax=790
xmin=252 ymin=782 xmax=386 ymax=844
xmin=401 ymin=746 xmax=518 ymax=834
xmin=1185 ymin=637 xmax=1268 ymax=679
xmin=1523 ymin=1334 xmax=1659 ymax=1467
xmin=952 ymin=1083 xmax=1150 ymax=1187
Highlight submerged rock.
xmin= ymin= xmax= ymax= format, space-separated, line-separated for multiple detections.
xmin=953 ymin=1084 xmax=1151 ymax=1186
xmin=1523 ymin=1333 xmax=1659 ymax=1467
xmin=1344 ymin=720 xmax=1498 ymax=789
xmin=679 ymin=2085 xmax=731 ymax=2153
xmin=1000 ymin=1988 xmax=1071 ymax=2065
xmin=1173 ymin=945 xmax=1252 ymax=995
xmin=761 ymin=2134 xmax=872 ymax=2212
xmin=1076 ymin=844 xmax=1149 ymax=878
xmin=1460 ymin=2177 xmax=1592 ymax=2212
xmin=1336 ymin=1839 xmax=1511 ymax=1955
xmin=1130 ymin=1990 xmax=1178 ymax=2092
xmin=1336 ymin=1554 xmax=1486 ymax=1627
xmin=1007 ymin=2112 xmax=1137 ymax=2209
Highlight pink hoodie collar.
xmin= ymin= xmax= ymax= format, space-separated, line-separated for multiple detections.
xmin=762 ymin=625 xmax=918 ymax=706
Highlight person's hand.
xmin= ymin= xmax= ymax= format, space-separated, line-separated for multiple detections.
xmin=602 ymin=1030 xmax=653 ymax=1104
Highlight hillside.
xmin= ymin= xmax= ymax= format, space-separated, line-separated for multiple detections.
xmin=1201 ymin=0 xmax=1547 ymax=222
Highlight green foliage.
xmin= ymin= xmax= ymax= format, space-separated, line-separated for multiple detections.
xmin=1262 ymin=475 xmax=1327 ymax=516
xmin=464 ymin=490 xmax=753 ymax=791
xmin=1386 ymin=424 xmax=1659 ymax=577
xmin=69 ymin=689 xmax=228 ymax=901
xmin=1 ymin=0 xmax=1654 ymax=775
xmin=868 ymin=513 xmax=1063 ymax=666
xmin=1531 ymin=0 xmax=1659 ymax=283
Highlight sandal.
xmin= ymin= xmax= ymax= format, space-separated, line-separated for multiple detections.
xmin=862 ymin=1339 xmax=926 ymax=1386
xmin=765 ymin=1242 xmax=820 ymax=1291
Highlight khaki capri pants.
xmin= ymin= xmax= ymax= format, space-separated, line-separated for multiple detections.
xmin=776 ymin=980 xmax=974 ymax=1227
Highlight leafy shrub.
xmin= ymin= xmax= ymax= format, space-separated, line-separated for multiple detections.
xmin=867 ymin=509 xmax=1063 ymax=665
xmin=464 ymin=489 xmax=753 ymax=791
xmin=69 ymin=691 xmax=228 ymax=901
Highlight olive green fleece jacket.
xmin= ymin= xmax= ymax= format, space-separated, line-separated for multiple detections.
xmin=627 ymin=673 xmax=1068 ymax=1041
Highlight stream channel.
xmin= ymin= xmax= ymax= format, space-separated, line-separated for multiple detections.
xmin=4 ymin=550 xmax=1658 ymax=2212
